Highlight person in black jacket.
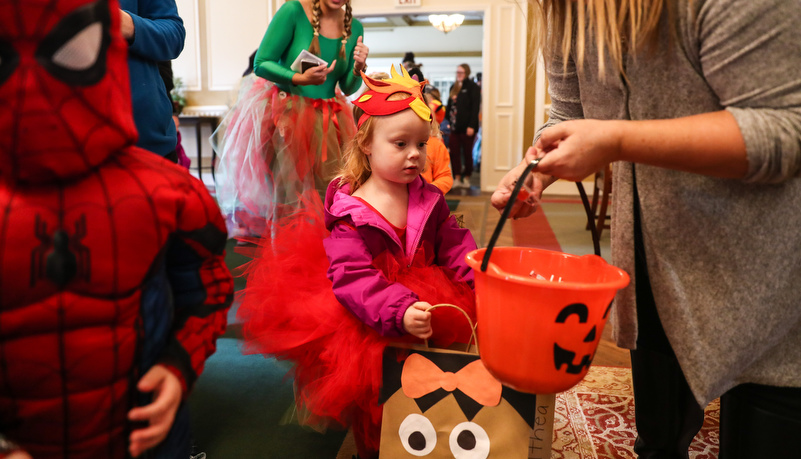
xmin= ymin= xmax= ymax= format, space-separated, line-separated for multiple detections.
xmin=445 ymin=63 xmax=480 ymax=188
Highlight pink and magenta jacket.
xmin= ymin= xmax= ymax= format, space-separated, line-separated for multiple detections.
xmin=323 ymin=177 xmax=476 ymax=337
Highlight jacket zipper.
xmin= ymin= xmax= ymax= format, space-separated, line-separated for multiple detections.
xmin=406 ymin=199 xmax=436 ymax=267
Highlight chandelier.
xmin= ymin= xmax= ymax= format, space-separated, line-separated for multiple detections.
xmin=428 ymin=14 xmax=465 ymax=34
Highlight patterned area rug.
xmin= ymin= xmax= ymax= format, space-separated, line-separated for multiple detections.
xmin=552 ymin=366 xmax=720 ymax=459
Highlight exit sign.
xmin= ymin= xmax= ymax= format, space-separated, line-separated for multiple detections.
xmin=395 ymin=0 xmax=421 ymax=7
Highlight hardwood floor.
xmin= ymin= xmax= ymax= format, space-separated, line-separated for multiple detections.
xmin=446 ymin=187 xmax=631 ymax=369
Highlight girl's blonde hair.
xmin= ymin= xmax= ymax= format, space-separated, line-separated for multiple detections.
xmin=338 ymin=93 xmax=439 ymax=193
xmin=528 ymin=0 xmax=665 ymax=76
xmin=308 ymin=0 xmax=352 ymax=60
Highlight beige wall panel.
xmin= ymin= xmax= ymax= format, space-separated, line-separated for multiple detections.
xmin=490 ymin=111 xmax=516 ymax=170
xmin=481 ymin=2 xmax=528 ymax=191
xmin=492 ymin=5 xmax=518 ymax=108
xmin=174 ymin=0 xmax=200 ymax=90
xmin=206 ymin=0 xmax=270 ymax=91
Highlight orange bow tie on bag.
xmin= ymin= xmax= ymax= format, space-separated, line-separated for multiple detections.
xmin=401 ymin=353 xmax=503 ymax=407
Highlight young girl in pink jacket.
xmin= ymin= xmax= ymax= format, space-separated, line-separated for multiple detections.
xmin=238 ymin=66 xmax=477 ymax=458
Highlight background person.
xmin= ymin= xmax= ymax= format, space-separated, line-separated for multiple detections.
xmin=120 ymin=0 xmax=186 ymax=162
xmin=0 ymin=0 xmax=233 ymax=457
xmin=213 ymin=0 xmax=368 ymax=238
xmin=402 ymin=51 xmax=425 ymax=82
xmin=493 ymin=1 xmax=801 ymax=457
xmin=421 ymin=134 xmax=454 ymax=194
xmin=445 ymin=63 xmax=480 ymax=188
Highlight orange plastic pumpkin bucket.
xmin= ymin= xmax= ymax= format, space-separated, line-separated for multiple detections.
xmin=468 ymin=159 xmax=630 ymax=394
xmin=466 ymin=247 xmax=629 ymax=394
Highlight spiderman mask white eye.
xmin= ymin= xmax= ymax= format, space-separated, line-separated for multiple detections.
xmin=36 ymin=0 xmax=110 ymax=86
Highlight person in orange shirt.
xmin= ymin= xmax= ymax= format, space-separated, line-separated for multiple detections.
xmin=421 ymin=134 xmax=454 ymax=194
xmin=425 ymin=86 xmax=446 ymax=125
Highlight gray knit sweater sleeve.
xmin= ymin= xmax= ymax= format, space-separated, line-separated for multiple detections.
xmin=544 ymin=53 xmax=585 ymax=127
xmin=687 ymin=0 xmax=801 ymax=183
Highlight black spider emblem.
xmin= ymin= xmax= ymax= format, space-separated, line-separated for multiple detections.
xmin=30 ymin=214 xmax=91 ymax=288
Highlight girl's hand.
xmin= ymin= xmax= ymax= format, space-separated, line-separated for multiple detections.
xmin=128 ymin=365 xmax=183 ymax=457
xmin=403 ymin=302 xmax=433 ymax=339
xmin=491 ymin=147 xmax=551 ymax=218
xmin=295 ymin=60 xmax=337 ymax=86
xmin=5 ymin=451 xmax=33 ymax=459
xmin=352 ymin=36 xmax=369 ymax=74
xmin=534 ymin=119 xmax=622 ymax=182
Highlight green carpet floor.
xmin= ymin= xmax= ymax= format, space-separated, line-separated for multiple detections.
xmin=188 ymin=240 xmax=347 ymax=458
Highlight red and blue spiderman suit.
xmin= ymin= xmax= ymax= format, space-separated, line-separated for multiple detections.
xmin=0 ymin=0 xmax=234 ymax=457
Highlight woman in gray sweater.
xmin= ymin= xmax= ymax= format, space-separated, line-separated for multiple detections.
xmin=493 ymin=0 xmax=801 ymax=456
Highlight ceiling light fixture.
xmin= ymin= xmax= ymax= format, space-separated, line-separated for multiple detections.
xmin=428 ymin=14 xmax=464 ymax=34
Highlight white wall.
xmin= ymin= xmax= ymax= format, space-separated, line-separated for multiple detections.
xmin=174 ymin=0 xmax=274 ymax=94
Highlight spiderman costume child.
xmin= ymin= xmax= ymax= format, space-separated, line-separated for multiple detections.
xmin=0 ymin=1 xmax=234 ymax=458
xmin=237 ymin=66 xmax=477 ymax=458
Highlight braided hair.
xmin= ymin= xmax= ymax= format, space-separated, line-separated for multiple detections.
xmin=308 ymin=0 xmax=322 ymax=56
xmin=341 ymin=1 xmax=352 ymax=59
xmin=307 ymin=0 xmax=352 ymax=59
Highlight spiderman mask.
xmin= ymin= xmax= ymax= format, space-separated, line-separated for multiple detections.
xmin=0 ymin=0 xmax=138 ymax=184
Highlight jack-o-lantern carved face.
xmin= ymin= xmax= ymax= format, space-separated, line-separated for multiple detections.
xmin=380 ymin=349 xmax=538 ymax=458
xmin=553 ymin=301 xmax=613 ymax=375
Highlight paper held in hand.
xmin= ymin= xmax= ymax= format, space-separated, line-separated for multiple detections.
xmin=290 ymin=50 xmax=328 ymax=73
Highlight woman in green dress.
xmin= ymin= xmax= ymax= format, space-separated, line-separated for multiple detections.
xmin=215 ymin=0 xmax=368 ymax=237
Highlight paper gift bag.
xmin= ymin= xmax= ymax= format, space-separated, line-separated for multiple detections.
xmin=379 ymin=346 xmax=553 ymax=458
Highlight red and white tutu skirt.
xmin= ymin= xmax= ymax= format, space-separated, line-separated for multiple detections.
xmin=237 ymin=209 xmax=476 ymax=455
xmin=213 ymin=75 xmax=356 ymax=237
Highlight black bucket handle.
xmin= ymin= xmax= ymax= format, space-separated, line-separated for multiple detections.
xmin=481 ymin=159 xmax=540 ymax=272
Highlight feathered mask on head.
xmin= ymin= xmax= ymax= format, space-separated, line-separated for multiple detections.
xmin=352 ymin=65 xmax=432 ymax=128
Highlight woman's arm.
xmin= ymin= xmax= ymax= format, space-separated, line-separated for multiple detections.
xmin=495 ymin=0 xmax=801 ymax=215
xmin=491 ymin=51 xmax=583 ymax=216
xmin=533 ymin=111 xmax=748 ymax=181
xmin=337 ymin=21 xmax=367 ymax=95
xmin=444 ymin=85 xmax=455 ymax=120
xmin=122 ymin=0 xmax=185 ymax=61
xmin=534 ymin=0 xmax=801 ymax=184
xmin=467 ymin=80 xmax=481 ymax=131
xmin=253 ymin=2 xmax=299 ymax=86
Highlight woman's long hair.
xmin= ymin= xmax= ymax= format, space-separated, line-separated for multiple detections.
xmin=528 ymin=0 xmax=665 ymax=76
xmin=308 ymin=0 xmax=352 ymax=59
xmin=449 ymin=63 xmax=471 ymax=100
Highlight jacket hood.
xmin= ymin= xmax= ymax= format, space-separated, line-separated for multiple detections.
xmin=0 ymin=0 xmax=138 ymax=185
xmin=324 ymin=176 xmax=441 ymax=258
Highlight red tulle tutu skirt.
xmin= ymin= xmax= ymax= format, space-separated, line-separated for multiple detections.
xmin=236 ymin=206 xmax=476 ymax=455
xmin=213 ymin=76 xmax=356 ymax=237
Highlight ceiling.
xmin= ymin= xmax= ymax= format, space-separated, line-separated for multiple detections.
xmin=357 ymin=12 xmax=483 ymax=30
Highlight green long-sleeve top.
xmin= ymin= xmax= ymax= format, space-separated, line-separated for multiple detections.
xmin=254 ymin=1 xmax=364 ymax=99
